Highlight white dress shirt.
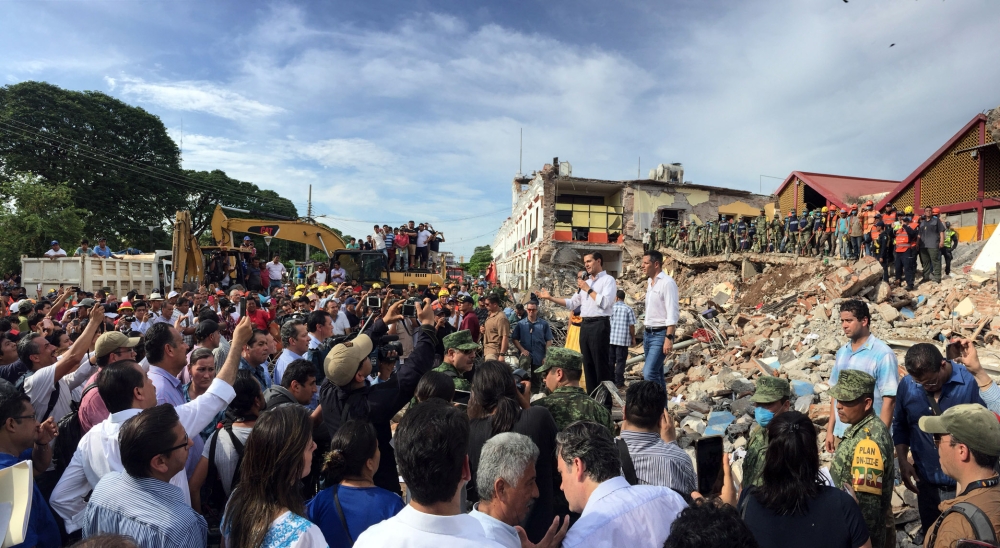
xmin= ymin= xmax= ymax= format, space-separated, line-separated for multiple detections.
xmin=564 ymin=270 xmax=616 ymax=317
xmin=469 ymin=505 xmax=520 ymax=548
xmin=354 ymin=505 xmax=506 ymax=548
xmin=50 ymin=378 xmax=237 ymax=533
xmin=644 ymin=271 xmax=679 ymax=328
xmin=332 ymin=310 xmax=351 ymax=336
xmin=272 ymin=348 xmax=304 ymax=385
xmin=562 ymin=476 xmax=686 ymax=548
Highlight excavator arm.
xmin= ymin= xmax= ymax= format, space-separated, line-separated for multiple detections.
xmin=209 ymin=204 xmax=345 ymax=256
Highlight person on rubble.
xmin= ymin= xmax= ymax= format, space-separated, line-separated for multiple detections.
xmin=753 ymin=210 xmax=765 ymax=253
xmin=735 ymin=216 xmax=748 ymax=252
xmin=769 ymin=211 xmax=783 ymax=254
xmin=708 ymin=220 xmax=719 ymax=255
xmin=657 ymin=222 xmax=667 ymax=252
xmin=641 ymin=250 xmax=678 ymax=389
xmin=918 ymin=206 xmax=946 ymax=285
xmin=894 ymin=214 xmax=919 ymax=290
xmin=829 ymin=370 xmax=895 ymax=548
xmin=941 ymin=222 xmax=958 ymax=277
xmin=741 ymin=376 xmax=791 ymax=488
xmin=746 ymin=216 xmax=758 ymax=253
xmin=825 ymin=300 xmax=898 ymax=454
xmin=798 ymin=210 xmax=812 ymax=257
xmin=862 ymin=201 xmax=878 ymax=256
xmin=642 ymin=228 xmax=652 ymax=252
xmin=719 ymin=215 xmax=732 ymax=254
xmin=786 ymin=211 xmax=799 ymax=255
xmin=873 ymin=221 xmax=892 ymax=283
xmin=849 ymin=205 xmax=864 ymax=259
xmin=537 ymin=252 xmax=617 ymax=398
xmin=836 ymin=209 xmax=851 ymax=260
xmin=813 ymin=208 xmax=828 ymax=257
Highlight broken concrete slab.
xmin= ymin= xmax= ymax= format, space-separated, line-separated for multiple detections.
xmin=955 ymin=297 xmax=975 ymax=318
xmin=704 ymin=411 xmax=736 ymax=437
xmin=878 ymin=303 xmax=901 ymax=324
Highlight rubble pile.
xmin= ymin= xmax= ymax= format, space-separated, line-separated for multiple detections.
xmin=606 ymin=247 xmax=998 ymax=548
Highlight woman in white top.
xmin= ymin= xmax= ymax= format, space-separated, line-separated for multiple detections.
xmin=222 ymin=403 xmax=326 ymax=548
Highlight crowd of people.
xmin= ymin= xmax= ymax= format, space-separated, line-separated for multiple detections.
xmin=339 ymin=221 xmax=445 ymax=272
xmin=646 ymin=203 xmax=960 ymax=288
xmin=2 ymin=243 xmax=1000 ymax=548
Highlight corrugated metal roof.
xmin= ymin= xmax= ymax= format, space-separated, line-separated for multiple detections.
xmin=796 ymin=172 xmax=900 ymax=206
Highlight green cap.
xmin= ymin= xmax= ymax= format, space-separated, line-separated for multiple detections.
xmin=750 ymin=376 xmax=791 ymax=403
xmin=443 ymin=330 xmax=479 ymax=351
xmin=534 ymin=347 xmax=583 ymax=374
xmin=828 ymin=370 xmax=875 ymax=402
xmin=919 ymin=404 xmax=1000 ymax=456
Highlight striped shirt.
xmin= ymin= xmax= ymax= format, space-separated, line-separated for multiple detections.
xmin=619 ymin=430 xmax=696 ymax=494
xmin=84 ymin=472 xmax=207 ymax=548
xmin=609 ymin=301 xmax=636 ymax=347
xmin=830 ymin=335 xmax=899 ymax=437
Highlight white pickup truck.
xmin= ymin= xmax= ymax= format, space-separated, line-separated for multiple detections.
xmin=20 ymin=252 xmax=173 ymax=296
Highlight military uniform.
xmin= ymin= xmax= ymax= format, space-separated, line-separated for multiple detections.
xmin=742 ymin=376 xmax=791 ymax=488
xmin=434 ymin=330 xmax=480 ymax=392
xmin=798 ymin=213 xmax=812 ymax=256
xmin=829 ymin=370 xmax=894 ymax=548
xmin=656 ymin=225 xmax=667 ymax=251
xmin=735 ymin=218 xmax=748 ymax=252
xmin=786 ymin=212 xmax=799 ymax=254
xmin=754 ymin=213 xmax=767 ymax=253
xmin=770 ymin=215 xmax=783 ymax=253
xmin=533 ymin=347 xmax=613 ymax=431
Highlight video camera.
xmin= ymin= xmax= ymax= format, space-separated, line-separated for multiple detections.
xmin=377 ymin=335 xmax=402 ymax=363
xmin=512 ymin=368 xmax=530 ymax=394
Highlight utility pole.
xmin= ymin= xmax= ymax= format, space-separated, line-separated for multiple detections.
xmin=305 ymin=184 xmax=312 ymax=261
xmin=638 ymin=156 xmax=641 ymax=179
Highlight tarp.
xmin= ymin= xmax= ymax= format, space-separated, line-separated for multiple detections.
xmin=972 ymin=226 xmax=1000 ymax=273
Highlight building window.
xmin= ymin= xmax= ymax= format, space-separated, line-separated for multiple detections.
xmin=554 ymin=193 xmax=623 ymax=243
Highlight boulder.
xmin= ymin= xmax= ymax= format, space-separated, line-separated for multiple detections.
xmin=878 ymin=303 xmax=900 ymax=324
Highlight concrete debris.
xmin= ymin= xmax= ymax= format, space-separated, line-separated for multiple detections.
xmin=538 ymin=243 xmax=999 ymax=545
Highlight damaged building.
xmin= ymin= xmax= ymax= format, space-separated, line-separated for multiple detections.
xmin=492 ymin=158 xmax=771 ymax=290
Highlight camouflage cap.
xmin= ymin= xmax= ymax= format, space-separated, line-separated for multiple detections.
xmin=750 ymin=376 xmax=791 ymax=403
xmin=443 ymin=330 xmax=479 ymax=351
xmin=535 ymin=347 xmax=583 ymax=374
xmin=919 ymin=403 xmax=1000 ymax=456
xmin=828 ymin=369 xmax=875 ymax=402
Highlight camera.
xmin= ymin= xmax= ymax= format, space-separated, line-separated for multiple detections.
xmin=377 ymin=335 xmax=402 ymax=362
xmin=365 ymin=296 xmax=382 ymax=309
xmin=401 ymin=298 xmax=418 ymax=318
xmin=512 ymin=368 xmax=530 ymax=394
xmin=123 ymin=316 xmax=136 ymax=322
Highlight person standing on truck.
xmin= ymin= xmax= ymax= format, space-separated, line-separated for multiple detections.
xmin=74 ymin=239 xmax=99 ymax=257
xmin=45 ymin=240 xmax=67 ymax=259
xmin=265 ymin=255 xmax=286 ymax=293
xmin=93 ymin=237 xmax=122 ymax=259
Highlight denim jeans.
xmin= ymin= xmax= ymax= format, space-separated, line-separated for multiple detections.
xmin=609 ymin=345 xmax=629 ymax=386
xmin=851 ymin=236 xmax=863 ymax=259
xmin=643 ymin=329 xmax=667 ymax=388
xmin=395 ymin=248 xmax=408 ymax=271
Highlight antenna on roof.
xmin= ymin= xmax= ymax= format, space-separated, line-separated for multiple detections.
xmin=516 ymin=127 xmax=524 ymax=179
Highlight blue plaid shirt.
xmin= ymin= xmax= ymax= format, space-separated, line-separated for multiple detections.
xmin=830 ymin=335 xmax=899 ymax=437
xmin=609 ymin=301 xmax=636 ymax=347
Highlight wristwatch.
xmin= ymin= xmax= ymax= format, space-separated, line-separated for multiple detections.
xmin=666 ymin=334 xmax=675 ymax=341
xmin=587 ymin=289 xmax=594 ymax=295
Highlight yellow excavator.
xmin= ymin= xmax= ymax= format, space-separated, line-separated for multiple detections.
xmin=171 ymin=205 xmax=444 ymax=289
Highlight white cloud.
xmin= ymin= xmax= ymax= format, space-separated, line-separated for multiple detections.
xmin=297 ymin=139 xmax=394 ymax=169
xmin=111 ymin=75 xmax=284 ymax=120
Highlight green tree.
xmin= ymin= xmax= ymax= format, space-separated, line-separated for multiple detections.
xmin=463 ymin=245 xmax=493 ymax=277
xmin=0 ymin=173 xmax=87 ymax=274
xmin=0 ymin=81 xmax=184 ymax=248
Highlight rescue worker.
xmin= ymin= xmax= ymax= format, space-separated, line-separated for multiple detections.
xmin=770 ymin=211 xmax=783 ymax=253
xmin=830 ymin=370 xmax=895 ymax=548
xmin=836 ymin=208 xmax=851 ymax=259
xmin=656 ymin=223 xmax=667 ymax=251
xmin=862 ymin=200 xmax=878 ymax=257
xmin=719 ymin=215 xmax=732 ymax=254
xmin=907 ymin=208 xmax=920 ymax=277
xmin=812 ymin=208 xmax=826 ymax=257
xmin=815 ymin=206 xmax=831 ymax=256
xmin=747 ymin=216 xmax=758 ymax=253
xmin=708 ymin=220 xmax=719 ymax=255
xmin=873 ymin=220 xmax=892 ymax=282
xmin=894 ymin=213 xmax=918 ymax=290
xmin=742 ymin=376 xmax=792 ymax=487
xmin=786 ymin=211 xmax=799 ymax=254
xmin=754 ymin=210 xmax=768 ymax=253
xmin=849 ymin=205 xmax=863 ymax=259
xmin=942 ymin=221 xmax=958 ymax=276
xmin=735 ymin=216 xmax=749 ymax=252
xmin=798 ymin=209 xmax=812 ymax=257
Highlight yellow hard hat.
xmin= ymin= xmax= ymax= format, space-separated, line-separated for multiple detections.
xmin=295 ymin=284 xmax=306 ymax=290
xmin=293 ymin=291 xmax=303 ymax=298
xmin=821 ymin=206 xmax=828 ymax=213
xmin=372 ymin=282 xmax=383 ymax=289
xmin=904 ymin=206 xmax=913 ymax=214
xmin=438 ymin=289 xmax=450 ymax=297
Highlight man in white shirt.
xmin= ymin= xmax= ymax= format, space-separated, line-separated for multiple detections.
xmin=131 ymin=300 xmax=153 ymax=335
xmin=21 ymin=305 xmax=104 ymax=424
xmin=557 ymin=421 xmax=686 ymax=548
xmin=265 ymin=255 xmax=287 ymax=293
xmin=50 ymin=316 xmax=252 ymax=533
xmin=641 ymin=250 xmax=679 ymax=388
xmin=537 ymin=252 xmax=617 ymax=396
xmin=328 ymin=300 xmax=351 ymax=336
xmin=373 ymin=225 xmax=387 ymax=254
xmin=272 ymin=318 xmax=309 ymax=384
xmin=306 ymin=310 xmax=333 ymax=351
xmin=44 ymin=240 xmax=67 ymax=259
xmin=355 ymin=400 xmax=505 ymax=548
xmin=415 ymin=224 xmax=432 ymax=269
xmin=470 ymin=433 xmax=568 ymax=548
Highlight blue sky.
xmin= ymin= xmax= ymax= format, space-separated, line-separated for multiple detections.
xmin=2 ymin=0 xmax=999 ymax=259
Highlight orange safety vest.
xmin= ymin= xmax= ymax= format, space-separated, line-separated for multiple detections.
xmin=862 ymin=210 xmax=877 ymax=233
xmin=883 ymin=211 xmax=897 ymax=224
xmin=895 ymin=227 xmax=910 ymax=253
xmin=826 ymin=212 xmax=836 ymax=233
xmin=908 ymin=221 xmax=920 ymax=249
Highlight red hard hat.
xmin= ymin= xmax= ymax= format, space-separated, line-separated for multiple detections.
xmin=932 ymin=207 xmax=940 ymax=214
xmin=787 ymin=212 xmax=793 ymax=217
xmin=851 ymin=204 xmax=858 ymax=210
xmin=865 ymin=200 xmax=873 ymax=206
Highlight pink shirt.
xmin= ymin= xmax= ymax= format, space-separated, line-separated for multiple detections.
xmin=79 ymin=371 xmax=108 ymax=434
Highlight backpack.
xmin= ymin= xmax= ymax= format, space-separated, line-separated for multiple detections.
xmin=52 ymin=383 xmax=98 ymax=475
xmin=200 ymin=425 xmax=247 ymax=528
xmin=927 ymin=502 xmax=998 ymax=547
xmin=15 ymin=371 xmax=60 ymax=423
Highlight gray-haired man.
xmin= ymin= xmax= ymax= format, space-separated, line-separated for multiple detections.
xmin=470 ymin=432 xmax=569 ymax=548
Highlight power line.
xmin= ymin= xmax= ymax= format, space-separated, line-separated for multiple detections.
xmin=313 ymin=207 xmax=510 ymax=226
xmin=0 ymin=119 xmax=308 ymax=212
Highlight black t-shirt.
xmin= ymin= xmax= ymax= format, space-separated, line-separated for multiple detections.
xmin=739 ymin=485 xmax=869 ymax=548
xmin=467 ymin=406 xmax=558 ymax=544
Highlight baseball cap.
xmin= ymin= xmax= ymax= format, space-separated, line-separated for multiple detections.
xmin=324 ymin=334 xmax=373 ymax=387
xmin=345 ymin=297 xmax=358 ymax=305
xmin=78 ymin=298 xmax=97 ymax=308
xmin=828 ymin=370 xmax=876 ymax=402
xmin=243 ymin=236 xmax=251 ymax=241
xmin=195 ymin=320 xmax=220 ymax=340
xmin=751 ymin=376 xmax=791 ymax=403
xmin=461 ymin=296 xmax=475 ymax=304
xmin=443 ymin=330 xmax=479 ymax=352
xmin=919 ymin=404 xmax=1000 ymax=456
xmin=167 ymin=291 xmax=179 ymax=299
xmin=50 ymin=240 xmax=59 ymax=246
xmin=535 ymin=347 xmax=583 ymax=374
xmin=95 ymin=331 xmax=141 ymax=359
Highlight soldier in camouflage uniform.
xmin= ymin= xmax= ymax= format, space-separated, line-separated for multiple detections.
xmin=755 ymin=210 xmax=768 ymax=253
xmin=431 ymin=330 xmax=479 ymax=391
xmin=533 ymin=347 xmax=613 ymax=431
xmin=708 ymin=220 xmax=719 ymax=255
xmin=656 ymin=223 xmax=667 ymax=251
xmin=830 ymin=370 xmax=894 ymax=548
xmin=742 ymin=376 xmax=791 ymax=488
xmin=770 ymin=211 xmax=783 ymax=253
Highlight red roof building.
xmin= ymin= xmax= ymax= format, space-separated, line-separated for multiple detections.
xmin=773 ymin=172 xmax=899 ymax=215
